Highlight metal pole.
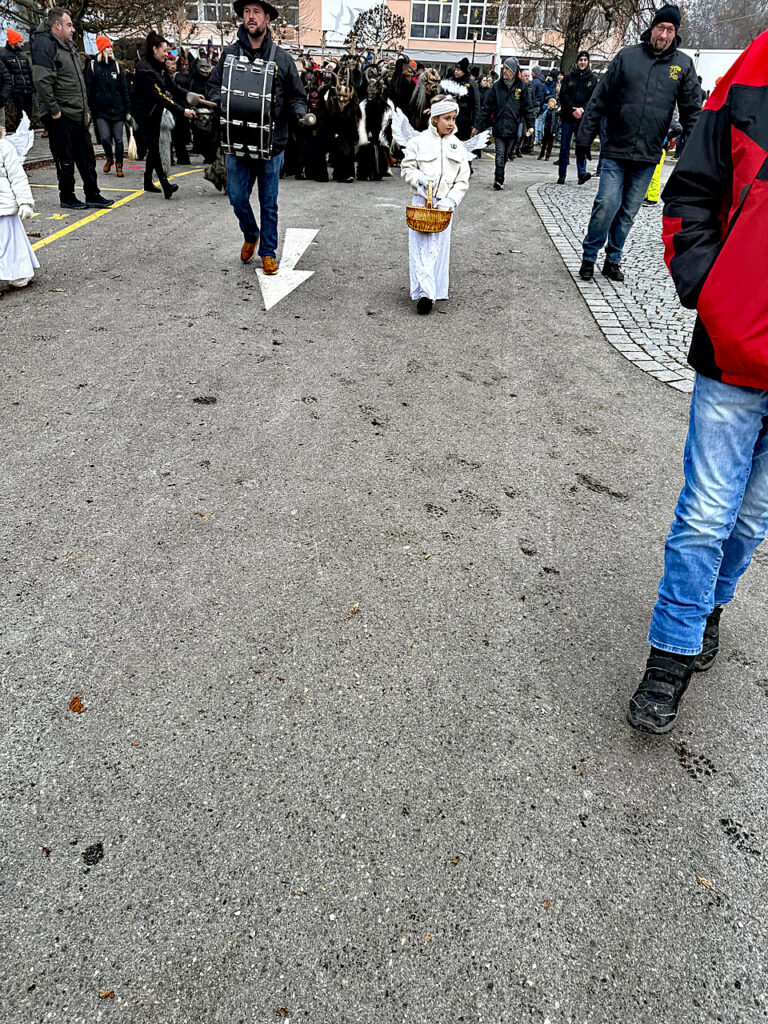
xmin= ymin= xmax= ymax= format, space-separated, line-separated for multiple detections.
xmin=472 ymin=30 xmax=477 ymax=65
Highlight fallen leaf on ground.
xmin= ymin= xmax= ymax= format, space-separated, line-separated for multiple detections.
xmin=543 ymin=899 xmax=551 ymax=910
xmin=424 ymin=933 xmax=432 ymax=943
xmin=274 ymin=1009 xmax=290 ymax=1018
xmin=449 ymin=857 xmax=460 ymax=866
xmin=98 ymin=990 xmax=115 ymax=999
xmin=69 ymin=695 xmax=86 ymax=714
xmin=696 ymin=875 xmax=715 ymax=891
xmin=344 ymin=602 xmax=360 ymax=621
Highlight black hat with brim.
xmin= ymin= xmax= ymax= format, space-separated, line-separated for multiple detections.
xmin=233 ymin=0 xmax=279 ymax=21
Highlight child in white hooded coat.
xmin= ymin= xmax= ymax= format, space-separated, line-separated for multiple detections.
xmin=0 ymin=124 xmax=38 ymax=288
xmin=400 ymin=95 xmax=470 ymax=314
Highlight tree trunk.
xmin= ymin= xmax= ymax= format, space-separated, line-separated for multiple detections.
xmin=559 ymin=0 xmax=589 ymax=72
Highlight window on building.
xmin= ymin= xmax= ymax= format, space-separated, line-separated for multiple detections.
xmin=410 ymin=0 xmax=453 ymax=39
xmin=187 ymin=0 xmax=233 ymax=21
xmin=456 ymin=0 xmax=498 ymax=41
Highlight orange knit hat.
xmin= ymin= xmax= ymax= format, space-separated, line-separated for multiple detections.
xmin=7 ymin=28 xmax=23 ymax=44
xmin=96 ymin=34 xmax=112 ymax=52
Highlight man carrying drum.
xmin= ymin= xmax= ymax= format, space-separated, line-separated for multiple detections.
xmin=208 ymin=0 xmax=307 ymax=275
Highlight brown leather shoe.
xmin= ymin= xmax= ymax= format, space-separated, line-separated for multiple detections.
xmin=103 ymin=159 xmax=113 ymax=173
xmin=115 ymin=164 xmax=124 ymax=178
xmin=240 ymin=241 xmax=257 ymax=264
xmin=262 ymin=256 xmax=278 ymax=276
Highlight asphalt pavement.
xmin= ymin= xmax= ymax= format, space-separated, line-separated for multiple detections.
xmin=2 ymin=145 xmax=768 ymax=1024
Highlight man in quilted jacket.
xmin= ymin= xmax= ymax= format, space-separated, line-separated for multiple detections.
xmin=627 ymin=30 xmax=768 ymax=735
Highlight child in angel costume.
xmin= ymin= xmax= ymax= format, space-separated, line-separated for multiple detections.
xmin=0 ymin=113 xmax=38 ymax=289
xmin=396 ymin=96 xmax=488 ymax=314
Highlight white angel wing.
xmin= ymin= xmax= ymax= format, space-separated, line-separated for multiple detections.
xmin=463 ymin=128 xmax=490 ymax=160
xmin=392 ymin=107 xmax=419 ymax=150
xmin=7 ymin=113 xmax=34 ymax=162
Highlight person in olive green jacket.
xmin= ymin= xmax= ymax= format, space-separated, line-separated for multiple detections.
xmin=31 ymin=6 xmax=112 ymax=209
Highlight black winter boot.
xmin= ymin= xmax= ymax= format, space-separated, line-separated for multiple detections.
xmin=144 ymin=175 xmax=162 ymax=193
xmin=627 ymin=649 xmax=695 ymax=735
xmin=694 ymin=606 xmax=723 ymax=672
xmin=601 ymin=259 xmax=625 ymax=282
xmin=578 ymin=258 xmax=595 ymax=281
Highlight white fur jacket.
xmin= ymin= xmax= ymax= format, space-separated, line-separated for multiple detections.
xmin=0 ymin=136 xmax=34 ymax=217
xmin=400 ymin=123 xmax=470 ymax=206
xmin=357 ymin=98 xmax=394 ymax=147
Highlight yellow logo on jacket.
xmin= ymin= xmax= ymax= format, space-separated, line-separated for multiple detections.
xmin=669 ymin=65 xmax=681 ymax=80
xmin=515 ymin=88 xmax=521 ymax=99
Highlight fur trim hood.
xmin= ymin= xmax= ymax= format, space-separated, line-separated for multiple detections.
xmin=439 ymin=78 xmax=470 ymax=97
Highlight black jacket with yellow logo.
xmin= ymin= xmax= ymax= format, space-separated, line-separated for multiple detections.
xmin=477 ymin=78 xmax=535 ymax=139
xmin=577 ymin=32 xmax=701 ymax=164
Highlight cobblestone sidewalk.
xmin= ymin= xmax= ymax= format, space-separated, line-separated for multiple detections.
xmin=528 ymin=180 xmax=696 ymax=393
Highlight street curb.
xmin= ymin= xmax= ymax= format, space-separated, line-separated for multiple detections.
xmin=527 ymin=181 xmax=695 ymax=394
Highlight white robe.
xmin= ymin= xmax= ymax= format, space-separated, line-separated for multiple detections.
xmin=407 ymin=194 xmax=452 ymax=301
xmin=0 ymin=214 xmax=39 ymax=284
xmin=401 ymin=124 xmax=470 ymax=303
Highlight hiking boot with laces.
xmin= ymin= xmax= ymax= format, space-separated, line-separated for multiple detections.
xmin=694 ymin=606 xmax=723 ymax=672
xmin=627 ymin=650 xmax=695 ymax=735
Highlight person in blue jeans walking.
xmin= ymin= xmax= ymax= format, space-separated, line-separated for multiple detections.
xmin=574 ymin=4 xmax=701 ymax=284
xmin=627 ymin=30 xmax=768 ymax=734
xmin=556 ymin=51 xmax=597 ymax=185
xmin=208 ymin=0 xmax=307 ymax=275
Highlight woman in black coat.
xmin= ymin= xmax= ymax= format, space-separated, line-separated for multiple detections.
xmin=131 ymin=31 xmax=196 ymax=198
xmin=86 ymin=36 xmax=130 ymax=176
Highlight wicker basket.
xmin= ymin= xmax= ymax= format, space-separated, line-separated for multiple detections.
xmin=406 ymin=180 xmax=452 ymax=234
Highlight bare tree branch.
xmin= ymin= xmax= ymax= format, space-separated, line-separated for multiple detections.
xmin=344 ymin=3 xmax=405 ymax=60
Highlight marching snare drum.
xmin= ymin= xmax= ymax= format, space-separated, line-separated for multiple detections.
xmin=220 ymin=46 xmax=277 ymax=160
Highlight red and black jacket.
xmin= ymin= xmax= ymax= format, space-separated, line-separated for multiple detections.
xmin=662 ymin=31 xmax=768 ymax=389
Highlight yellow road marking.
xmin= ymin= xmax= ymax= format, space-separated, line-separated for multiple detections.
xmin=32 ymin=188 xmax=144 ymax=250
xmin=49 ymin=213 xmax=69 ymax=219
xmin=31 ymin=183 xmax=140 ymax=194
xmin=31 ymin=169 xmax=203 ymax=252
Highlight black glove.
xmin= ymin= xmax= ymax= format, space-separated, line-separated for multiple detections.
xmin=575 ymin=144 xmax=591 ymax=164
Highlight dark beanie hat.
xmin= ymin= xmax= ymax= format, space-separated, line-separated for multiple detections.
xmin=651 ymin=4 xmax=681 ymax=29
xmin=577 ymin=50 xmax=590 ymax=60
xmin=456 ymin=57 xmax=470 ymax=72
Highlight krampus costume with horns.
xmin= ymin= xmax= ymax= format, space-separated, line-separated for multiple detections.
xmin=325 ymin=64 xmax=360 ymax=183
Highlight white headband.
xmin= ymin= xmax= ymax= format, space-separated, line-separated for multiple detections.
xmin=431 ymin=99 xmax=459 ymax=117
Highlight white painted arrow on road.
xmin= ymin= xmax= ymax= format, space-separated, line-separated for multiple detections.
xmin=255 ymin=228 xmax=318 ymax=311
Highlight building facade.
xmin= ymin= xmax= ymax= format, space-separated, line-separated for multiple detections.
xmin=293 ymin=0 xmax=621 ymax=69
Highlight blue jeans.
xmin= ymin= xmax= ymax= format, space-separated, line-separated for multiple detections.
xmin=534 ymin=109 xmax=546 ymax=143
xmin=95 ymin=117 xmax=124 ymax=163
xmin=649 ymin=374 xmax=768 ymax=655
xmin=225 ymin=150 xmax=284 ymax=256
xmin=494 ymin=135 xmax=516 ymax=183
xmin=582 ymin=157 xmax=655 ymax=263
xmin=557 ymin=121 xmax=586 ymax=181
